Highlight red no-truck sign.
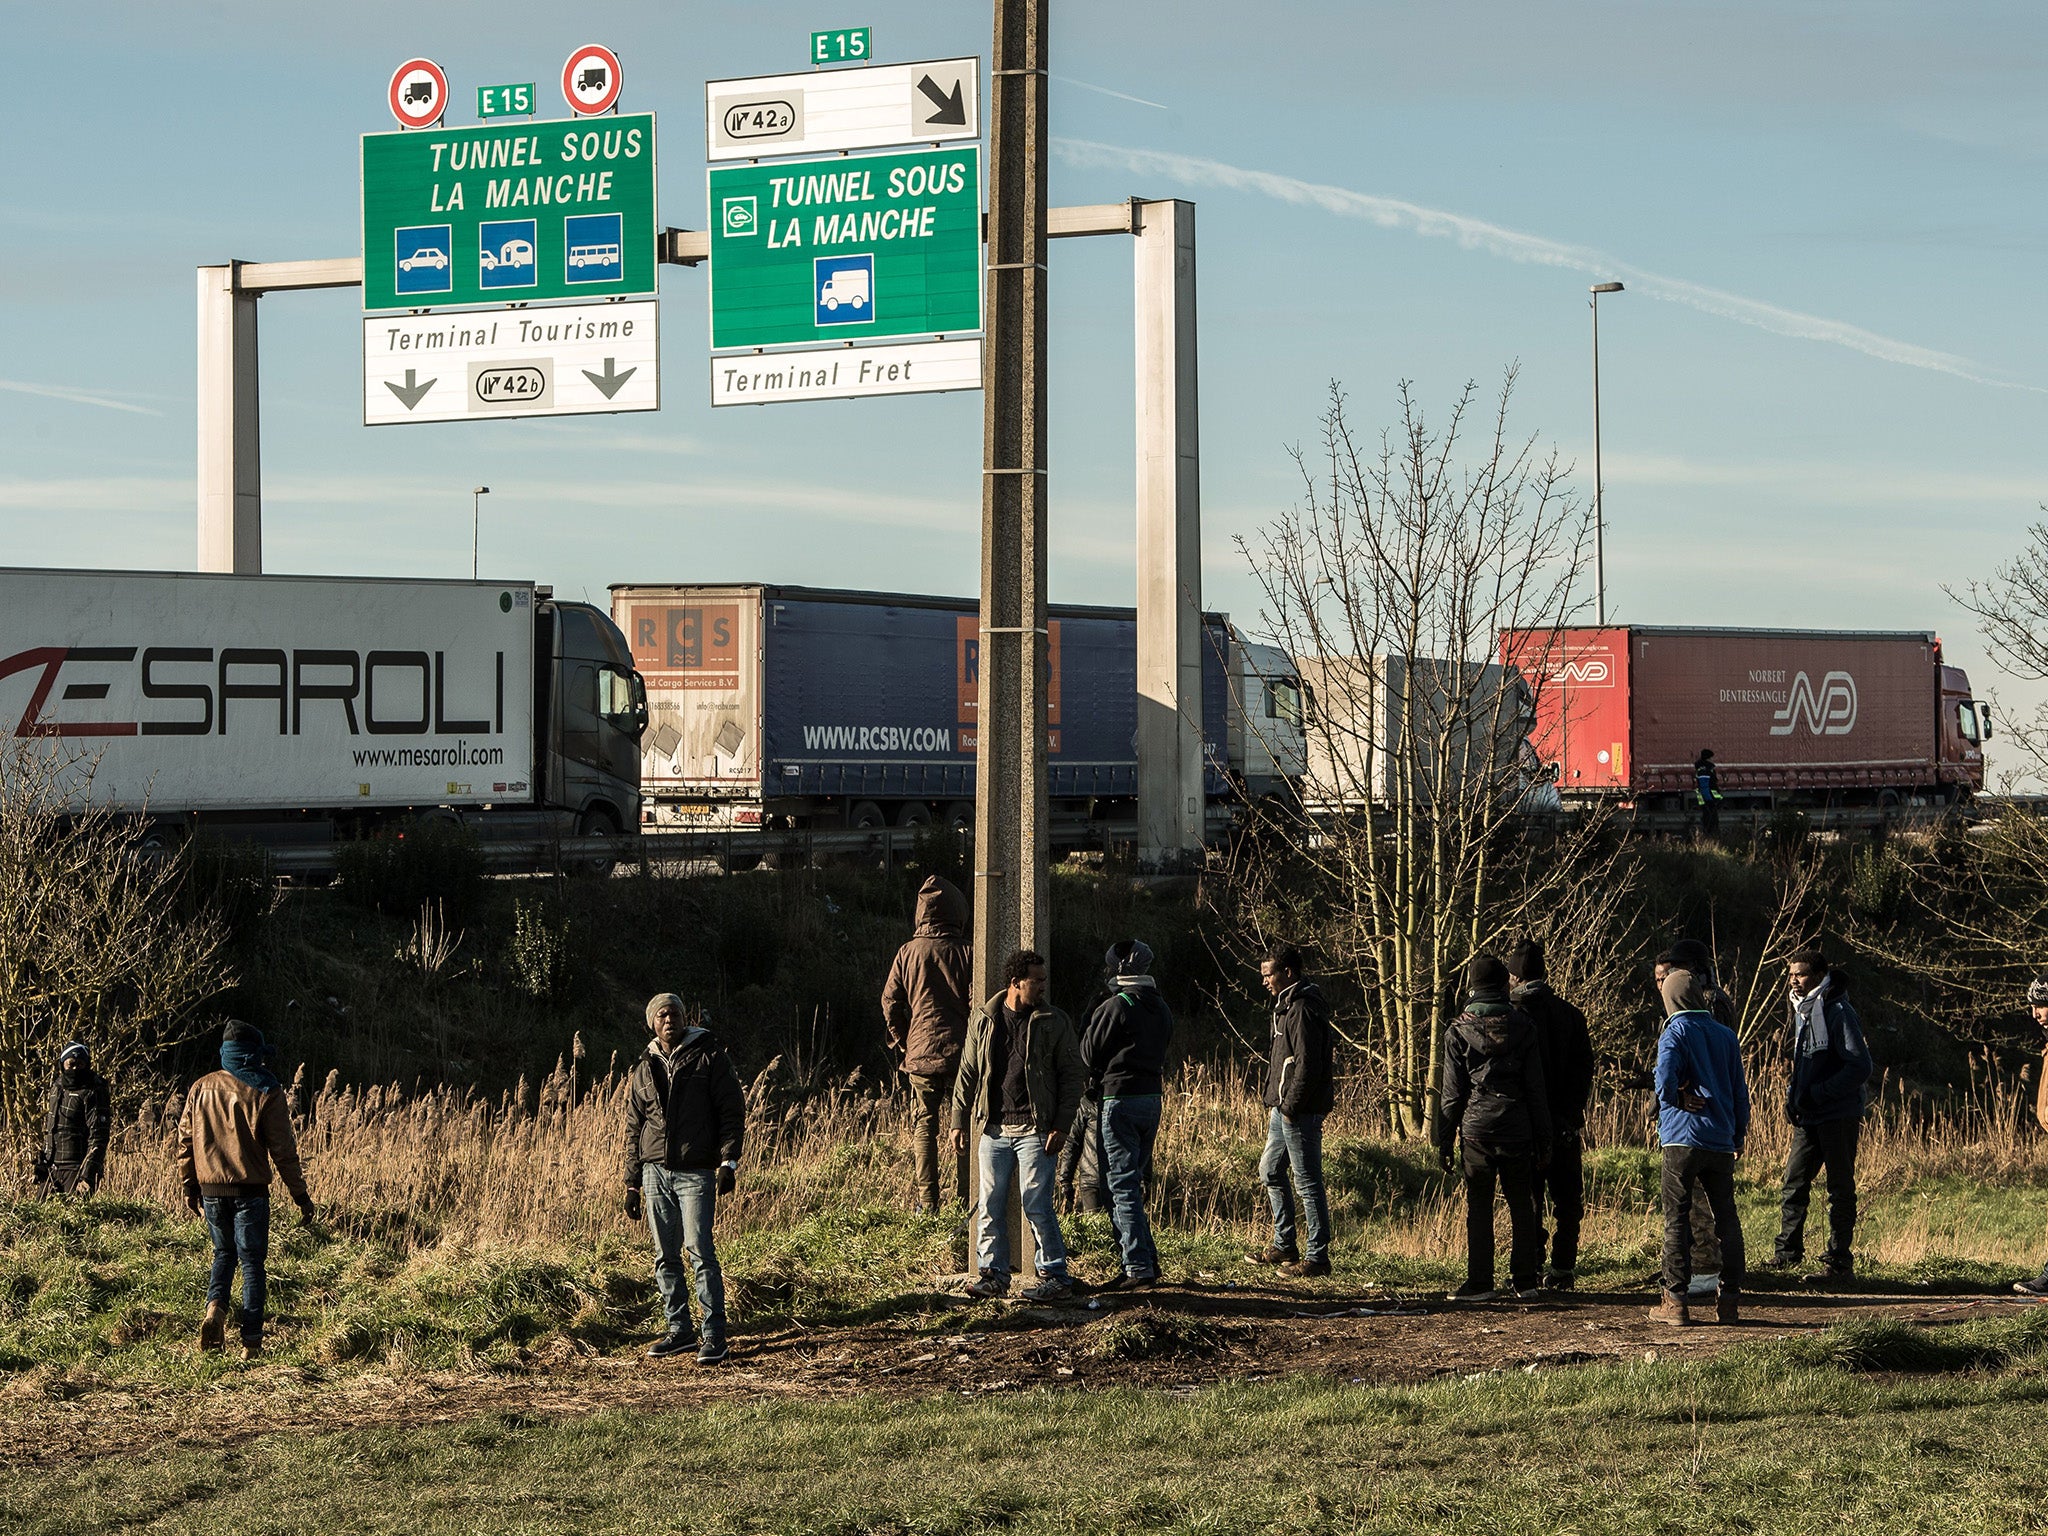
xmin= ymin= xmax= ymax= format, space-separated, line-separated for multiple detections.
xmin=388 ymin=58 xmax=449 ymax=128
xmin=562 ymin=44 xmax=623 ymax=115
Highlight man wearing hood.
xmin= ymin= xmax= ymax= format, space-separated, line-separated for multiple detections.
xmin=177 ymin=1020 xmax=315 ymax=1358
xmin=1080 ymin=939 xmax=1174 ymax=1289
xmin=1437 ymin=954 xmax=1552 ymax=1300
xmin=1505 ymin=940 xmax=1593 ymax=1289
xmin=1653 ymin=969 xmax=1750 ymax=1325
xmin=1248 ymin=945 xmax=1337 ymax=1278
xmin=1764 ymin=947 xmax=1872 ymax=1283
xmin=624 ymin=993 xmax=746 ymax=1364
xmin=1654 ymin=942 xmax=1737 ymax=1301
xmin=2014 ymin=976 xmax=2048 ymax=1299
xmin=881 ymin=875 xmax=972 ymax=1214
xmin=35 ymin=1042 xmax=110 ymax=1197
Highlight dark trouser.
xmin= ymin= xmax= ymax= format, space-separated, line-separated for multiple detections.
xmin=1533 ymin=1131 xmax=1584 ymax=1275
xmin=1775 ymin=1117 xmax=1859 ymax=1270
xmin=1661 ymin=1146 xmax=1744 ymax=1298
xmin=1463 ymin=1142 xmax=1543 ymax=1291
xmin=1100 ymin=1094 xmax=1162 ymax=1278
xmin=1700 ymin=801 xmax=1720 ymax=836
xmin=1056 ymin=1091 xmax=1109 ymax=1213
xmin=1261 ymin=1109 xmax=1331 ymax=1263
xmin=203 ymin=1193 xmax=271 ymax=1345
xmin=37 ymin=1161 xmax=86 ymax=1197
xmin=906 ymin=1069 xmax=967 ymax=1211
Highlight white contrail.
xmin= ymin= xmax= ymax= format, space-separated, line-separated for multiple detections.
xmin=0 ymin=378 xmax=160 ymax=415
xmin=1052 ymin=75 xmax=1169 ymax=111
xmin=1055 ymin=138 xmax=2039 ymax=391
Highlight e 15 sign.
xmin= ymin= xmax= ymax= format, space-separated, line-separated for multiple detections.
xmin=810 ymin=27 xmax=870 ymax=64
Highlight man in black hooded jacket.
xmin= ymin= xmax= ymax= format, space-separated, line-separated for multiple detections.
xmin=36 ymin=1042 xmax=111 ymax=1197
xmin=1437 ymin=954 xmax=1552 ymax=1300
xmin=1080 ymin=939 xmax=1174 ymax=1287
xmin=1505 ymin=939 xmax=1593 ymax=1288
xmin=1248 ymin=944 xmax=1336 ymax=1278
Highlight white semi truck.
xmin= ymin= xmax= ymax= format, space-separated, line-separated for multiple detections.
xmin=0 ymin=569 xmax=646 ymax=848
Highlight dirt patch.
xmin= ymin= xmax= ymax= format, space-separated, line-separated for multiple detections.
xmin=0 ymin=1283 xmax=2033 ymax=1470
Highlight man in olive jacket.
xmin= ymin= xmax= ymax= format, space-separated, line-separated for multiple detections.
xmin=624 ymin=993 xmax=746 ymax=1364
xmin=881 ymin=875 xmax=972 ymax=1213
xmin=951 ymin=950 xmax=1085 ymax=1300
xmin=1248 ymin=943 xmax=1336 ymax=1278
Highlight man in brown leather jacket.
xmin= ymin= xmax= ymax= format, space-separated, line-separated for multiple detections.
xmin=881 ymin=875 xmax=972 ymax=1213
xmin=176 ymin=1021 xmax=314 ymax=1359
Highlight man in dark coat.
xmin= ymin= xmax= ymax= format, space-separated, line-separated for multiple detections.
xmin=1437 ymin=954 xmax=1552 ymax=1300
xmin=1246 ymin=944 xmax=1336 ymax=1278
xmin=2014 ymin=975 xmax=2048 ymax=1298
xmin=36 ymin=1042 xmax=110 ymax=1197
xmin=881 ymin=876 xmax=973 ymax=1213
xmin=1505 ymin=940 xmax=1593 ymax=1289
xmin=1080 ymin=939 xmax=1174 ymax=1288
xmin=625 ymin=993 xmax=746 ymax=1364
xmin=1694 ymin=750 xmax=1724 ymax=837
xmin=1763 ymin=947 xmax=1872 ymax=1283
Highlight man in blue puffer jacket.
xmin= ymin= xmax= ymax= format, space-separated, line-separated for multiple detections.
xmin=1653 ymin=969 xmax=1750 ymax=1326
xmin=1764 ymin=947 xmax=1873 ymax=1283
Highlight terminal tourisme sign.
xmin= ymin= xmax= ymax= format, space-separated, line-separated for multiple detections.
xmin=361 ymin=114 xmax=656 ymax=311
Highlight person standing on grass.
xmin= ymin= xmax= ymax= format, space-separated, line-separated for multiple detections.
xmin=2014 ymin=976 xmax=2048 ymax=1299
xmin=1055 ymin=959 xmax=1114 ymax=1218
xmin=1437 ymin=954 xmax=1552 ymax=1301
xmin=624 ymin=993 xmax=745 ymax=1365
xmin=1080 ymin=939 xmax=1175 ymax=1291
xmin=951 ymin=950 xmax=1084 ymax=1301
xmin=1246 ymin=944 xmax=1336 ymax=1280
xmin=1505 ymin=940 xmax=1593 ymax=1290
xmin=1654 ymin=943 xmax=1736 ymax=1302
xmin=34 ymin=1042 xmax=110 ymax=1198
xmin=1652 ymin=969 xmax=1749 ymax=1326
xmin=176 ymin=1021 xmax=315 ymax=1360
xmin=1762 ymin=947 xmax=1872 ymax=1285
xmin=880 ymin=875 xmax=973 ymax=1215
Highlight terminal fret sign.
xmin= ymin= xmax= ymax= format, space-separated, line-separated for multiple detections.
xmin=361 ymin=114 xmax=656 ymax=311
xmin=706 ymin=145 xmax=980 ymax=350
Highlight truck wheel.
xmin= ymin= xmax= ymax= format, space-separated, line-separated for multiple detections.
xmin=895 ymin=802 xmax=933 ymax=827
xmin=942 ymin=800 xmax=974 ymax=831
xmin=574 ymin=808 xmax=621 ymax=877
xmin=849 ymin=801 xmax=887 ymax=830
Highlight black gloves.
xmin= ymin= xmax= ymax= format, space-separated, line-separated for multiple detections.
xmin=716 ymin=1165 xmax=736 ymax=1198
xmin=31 ymin=1152 xmax=50 ymax=1182
xmin=623 ymin=1186 xmax=643 ymax=1220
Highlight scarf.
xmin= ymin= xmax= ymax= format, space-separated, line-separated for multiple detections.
xmin=1792 ymin=983 xmax=1830 ymax=1053
xmin=220 ymin=1032 xmax=281 ymax=1092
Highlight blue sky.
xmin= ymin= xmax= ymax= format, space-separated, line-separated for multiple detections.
xmin=5 ymin=1 xmax=2046 ymax=761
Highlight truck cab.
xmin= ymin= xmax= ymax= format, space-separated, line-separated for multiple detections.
xmin=1937 ymin=664 xmax=1989 ymax=799
xmin=540 ymin=598 xmax=646 ymax=838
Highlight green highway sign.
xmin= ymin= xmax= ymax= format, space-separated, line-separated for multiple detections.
xmin=361 ymin=114 xmax=656 ymax=312
xmin=810 ymin=26 xmax=871 ymax=65
xmin=707 ymin=145 xmax=981 ymax=350
xmin=477 ymin=82 xmax=536 ymax=118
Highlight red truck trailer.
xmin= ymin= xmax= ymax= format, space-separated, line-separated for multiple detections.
xmin=1499 ymin=626 xmax=1989 ymax=811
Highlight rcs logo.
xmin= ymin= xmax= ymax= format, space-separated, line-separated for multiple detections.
xmin=628 ymin=604 xmax=740 ymax=687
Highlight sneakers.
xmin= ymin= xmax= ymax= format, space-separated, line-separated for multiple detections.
xmin=1511 ymin=1282 xmax=1545 ymax=1301
xmin=1542 ymin=1268 xmax=1576 ymax=1292
xmin=1021 ymin=1274 xmax=1075 ymax=1302
xmin=1686 ymin=1270 xmax=1721 ymax=1299
xmin=198 ymin=1300 xmax=229 ymax=1354
xmin=696 ymin=1334 xmax=730 ymax=1366
xmin=241 ymin=1338 xmax=264 ymax=1361
xmin=1245 ymin=1244 xmax=1299 ymax=1267
xmin=1651 ymin=1291 xmax=1692 ymax=1327
xmin=1099 ymin=1272 xmax=1158 ymax=1293
xmin=1759 ymin=1254 xmax=1800 ymax=1272
xmin=1447 ymin=1280 xmax=1498 ymax=1302
xmin=647 ymin=1327 xmax=697 ymax=1359
xmin=2013 ymin=1274 xmax=2048 ymax=1298
xmin=1279 ymin=1258 xmax=1332 ymax=1279
xmin=965 ymin=1271 xmax=1011 ymax=1300
xmin=1803 ymin=1265 xmax=1853 ymax=1288
xmin=1715 ymin=1288 xmax=1740 ymax=1325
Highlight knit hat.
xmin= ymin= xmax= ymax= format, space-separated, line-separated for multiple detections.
xmin=1662 ymin=969 xmax=1711 ymax=1017
xmin=645 ymin=992 xmax=685 ymax=1027
xmin=1104 ymin=939 xmax=1154 ymax=977
xmin=222 ymin=1019 xmax=263 ymax=1046
xmin=1467 ymin=955 xmax=1509 ymax=994
xmin=2028 ymin=976 xmax=2048 ymax=1008
xmin=58 ymin=1042 xmax=89 ymax=1068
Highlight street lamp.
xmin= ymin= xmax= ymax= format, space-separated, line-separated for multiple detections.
xmin=471 ymin=486 xmax=490 ymax=579
xmin=1589 ymin=283 xmax=1623 ymax=626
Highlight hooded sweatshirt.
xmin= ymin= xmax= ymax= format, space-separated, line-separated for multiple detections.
xmin=1437 ymin=990 xmax=1552 ymax=1152
xmin=881 ymin=876 xmax=973 ymax=1076
xmin=1080 ymin=974 xmax=1175 ymax=1098
xmin=1654 ymin=970 xmax=1751 ymax=1153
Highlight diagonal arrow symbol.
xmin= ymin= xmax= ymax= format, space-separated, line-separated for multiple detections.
xmin=384 ymin=368 xmax=436 ymax=411
xmin=582 ymin=357 xmax=637 ymax=399
xmin=915 ymin=73 xmax=966 ymax=126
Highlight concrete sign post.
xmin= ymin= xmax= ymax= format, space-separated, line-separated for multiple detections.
xmin=361 ymin=114 xmax=656 ymax=311
xmin=364 ymin=299 xmax=658 ymax=425
xmin=707 ymin=145 xmax=981 ymax=351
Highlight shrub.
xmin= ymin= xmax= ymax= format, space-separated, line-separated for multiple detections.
xmin=507 ymin=895 xmax=577 ymax=1002
xmin=335 ymin=819 xmax=486 ymax=925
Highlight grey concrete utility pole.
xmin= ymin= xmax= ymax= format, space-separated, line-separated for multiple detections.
xmin=972 ymin=0 xmax=1050 ymax=1005
xmin=1133 ymin=199 xmax=1204 ymax=869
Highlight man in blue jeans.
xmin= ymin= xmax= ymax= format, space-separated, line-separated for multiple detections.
xmin=177 ymin=1021 xmax=315 ymax=1360
xmin=952 ymin=950 xmax=1085 ymax=1301
xmin=1247 ymin=944 xmax=1336 ymax=1278
xmin=1080 ymin=939 xmax=1176 ymax=1290
xmin=624 ymin=993 xmax=746 ymax=1364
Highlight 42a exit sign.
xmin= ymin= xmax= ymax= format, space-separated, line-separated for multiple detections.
xmin=810 ymin=27 xmax=870 ymax=65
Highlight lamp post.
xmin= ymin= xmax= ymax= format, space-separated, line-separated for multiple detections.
xmin=470 ymin=486 xmax=489 ymax=579
xmin=1589 ymin=283 xmax=1623 ymax=626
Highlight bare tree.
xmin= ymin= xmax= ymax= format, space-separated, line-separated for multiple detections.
xmin=1951 ymin=517 xmax=2048 ymax=783
xmin=1215 ymin=373 xmax=1620 ymax=1137
xmin=0 ymin=743 xmax=231 ymax=1161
